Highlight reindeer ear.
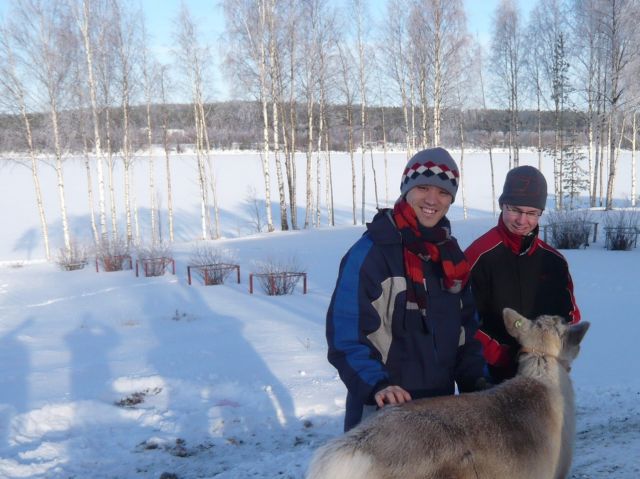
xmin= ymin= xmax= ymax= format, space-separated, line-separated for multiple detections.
xmin=503 ymin=308 xmax=531 ymax=339
xmin=567 ymin=322 xmax=590 ymax=347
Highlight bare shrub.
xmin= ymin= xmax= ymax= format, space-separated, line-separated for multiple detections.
xmin=603 ymin=210 xmax=640 ymax=251
xmin=97 ymin=236 xmax=131 ymax=272
xmin=253 ymin=256 xmax=306 ymax=295
xmin=189 ymin=244 xmax=237 ymax=285
xmin=56 ymin=240 xmax=88 ymax=271
xmin=544 ymin=209 xmax=594 ymax=249
xmin=136 ymin=242 xmax=173 ymax=276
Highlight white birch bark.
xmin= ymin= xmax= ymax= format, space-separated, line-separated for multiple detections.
xmin=0 ymin=26 xmax=51 ymax=259
xmin=141 ymin=18 xmax=157 ymax=243
xmin=268 ymin=0 xmax=288 ymax=231
xmin=159 ymin=66 xmax=174 ymax=242
xmin=354 ymin=0 xmax=367 ymax=224
xmin=79 ymin=0 xmax=108 ymax=241
xmin=632 ymin=111 xmax=637 ymax=207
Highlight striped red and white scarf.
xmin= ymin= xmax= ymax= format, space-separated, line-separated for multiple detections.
xmin=392 ymin=199 xmax=470 ymax=313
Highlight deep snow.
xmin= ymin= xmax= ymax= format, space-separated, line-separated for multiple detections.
xmin=0 ymin=149 xmax=639 ymax=478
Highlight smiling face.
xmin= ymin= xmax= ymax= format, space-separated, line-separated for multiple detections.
xmin=501 ymin=204 xmax=542 ymax=236
xmin=405 ymin=184 xmax=453 ymax=228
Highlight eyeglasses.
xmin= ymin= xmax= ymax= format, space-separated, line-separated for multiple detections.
xmin=504 ymin=205 xmax=543 ymax=218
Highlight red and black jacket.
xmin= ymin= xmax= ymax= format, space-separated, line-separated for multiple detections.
xmin=464 ymin=215 xmax=580 ymax=380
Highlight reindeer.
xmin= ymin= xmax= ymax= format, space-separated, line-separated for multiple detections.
xmin=307 ymin=308 xmax=590 ymax=479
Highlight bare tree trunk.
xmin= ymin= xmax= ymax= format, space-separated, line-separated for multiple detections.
xmin=433 ymin=2 xmax=442 ymax=146
xmin=104 ymin=107 xmax=118 ymax=241
xmin=606 ymin=114 xmax=626 ymax=209
xmin=315 ymin=122 xmax=322 ymax=227
xmin=632 ymin=111 xmax=637 ymax=207
xmin=176 ymin=4 xmax=222 ymax=239
xmin=352 ymin=0 xmax=369 ymax=224
xmin=478 ymin=48 xmax=497 ymax=216
xmin=0 ymin=26 xmax=52 ymax=259
xmin=199 ymin=103 xmax=220 ymax=239
xmin=112 ymin=0 xmax=138 ymax=245
xmin=537 ymin=91 xmax=543 ymax=171
xmin=50 ymin=101 xmax=71 ymax=253
xmin=369 ymin=147 xmax=380 ymax=209
xmin=348 ymin=106 xmax=356 ymax=224
xmin=81 ymin=134 xmax=99 ymax=246
xmin=79 ymin=0 xmax=108 ymax=241
xmin=158 ymin=67 xmax=174 ymax=242
xmin=141 ymin=18 xmax=157 ymax=243
xmin=268 ymin=2 xmax=288 ymax=231
xmin=325 ymin=127 xmax=334 ymax=226
xmin=381 ymin=99 xmax=389 ymax=206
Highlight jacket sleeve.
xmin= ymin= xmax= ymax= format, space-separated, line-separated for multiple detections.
xmin=468 ymin=253 xmax=513 ymax=368
xmin=539 ymin=242 xmax=581 ymax=324
xmin=326 ymin=236 xmax=390 ymax=405
xmin=562 ymin=260 xmax=581 ymax=324
xmin=454 ymin=283 xmax=488 ymax=392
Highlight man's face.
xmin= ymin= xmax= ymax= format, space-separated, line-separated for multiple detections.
xmin=501 ymin=204 xmax=542 ymax=236
xmin=405 ymin=184 xmax=453 ymax=228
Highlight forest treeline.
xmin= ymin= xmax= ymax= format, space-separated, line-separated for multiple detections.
xmin=0 ymin=102 xmax=591 ymax=152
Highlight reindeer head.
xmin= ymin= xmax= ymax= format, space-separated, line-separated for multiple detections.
xmin=503 ymin=308 xmax=590 ymax=368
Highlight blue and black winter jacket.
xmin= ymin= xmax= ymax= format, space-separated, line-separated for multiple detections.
xmin=326 ymin=209 xmax=486 ymax=431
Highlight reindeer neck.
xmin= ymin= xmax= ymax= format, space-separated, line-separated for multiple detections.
xmin=518 ymin=347 xmax=572 ymax=374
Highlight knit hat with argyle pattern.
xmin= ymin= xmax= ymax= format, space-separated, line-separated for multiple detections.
xmin=400 ymin=147 xmax=460 ymax=202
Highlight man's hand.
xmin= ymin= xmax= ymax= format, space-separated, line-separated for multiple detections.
xmin=374 ymin=385 xmax=412 ymax=408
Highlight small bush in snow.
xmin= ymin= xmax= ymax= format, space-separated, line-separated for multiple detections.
xmin=57 ymin=240 xmax=88 ymax=271
xmin=136 ymin=242 xmax=173 ymax=276
xmin=603 ymin=210 xmax=640 ymax=251
xmin=96 ymin=236 xmax=131 ymax=272
xmin=189 ymin=244 xmax=237 ymax=285
xmin=544 ymin=209 xmax=594 ymax=249
xmin=253 ymin=256 xmax=306 ymax=295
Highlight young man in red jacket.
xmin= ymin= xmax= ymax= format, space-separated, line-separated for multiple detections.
xmin=465 ymin=165 xmax=581 ymax=382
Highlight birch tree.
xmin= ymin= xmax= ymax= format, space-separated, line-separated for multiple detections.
xmin=337 ymin=41 xmax=358 ymax=223
xmin=278 ymin=0 xmax=301 ymax=229
xmin=266 ymin=0 xmax=289 ymax=230
xmin=380 ymin=0 xmax=412 ymax=156
xmin=0 ymin=21 xmax=51 ymax=259
xmin=572 ymin=0 xmax=607 ymax=206
xmin=158 ymin=65 xmax=175 ymax=242
xmin=140 ymin=14 xmax=158 ymax=243
xmin=352 ymin=0 xmax=370 ymax=224
xmin=412 ymin=0 xmax=468 ymax=146
xmin=112 ymin=0 xmax=138 ymax=245
xmin=601 ymin=0 xmax=640 ymax=209
xmin=528 ymin=0 xmax=571 ymax=209
xmin=76 ymin=0 xmax=108 ymax=242
xmin=491 ymin=0 xmax=523 ymax=167
xmin=222 ymin=0 xmax=274 ymax=232
xmin=476 ymin=43 xmax=498 ymax=216
xmin=298 ymin=0 xmax=324 ymax=228
xmin=176 ymin=4 xmax=221 ymax=238
xmin=71 ymin=51 xmax=100 ymax=246
xmin=12 ymin=0 xmax=74 ymax=253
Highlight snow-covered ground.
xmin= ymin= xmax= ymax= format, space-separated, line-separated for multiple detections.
xmin=0 ymin=149 xmax=639 ymax=478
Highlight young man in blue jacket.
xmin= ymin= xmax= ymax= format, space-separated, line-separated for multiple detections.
xmin=326 ymin=147 xmax=488 ymax=431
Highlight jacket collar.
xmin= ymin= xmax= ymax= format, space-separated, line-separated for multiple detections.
xmin=366 ymin=208 xmax=402 ymax=244
xmin=496 ymin=214 xmax=540 ymax=256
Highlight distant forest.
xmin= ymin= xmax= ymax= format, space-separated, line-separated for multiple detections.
xmin=0 ymin=101 xmax=592 ymax=153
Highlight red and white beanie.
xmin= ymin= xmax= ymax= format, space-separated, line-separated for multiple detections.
xmin=400 ymin=147 xmax=460 ymax=202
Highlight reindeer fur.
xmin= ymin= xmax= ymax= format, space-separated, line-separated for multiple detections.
xmin=307 ymin=308 xmax=590 ymax=479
